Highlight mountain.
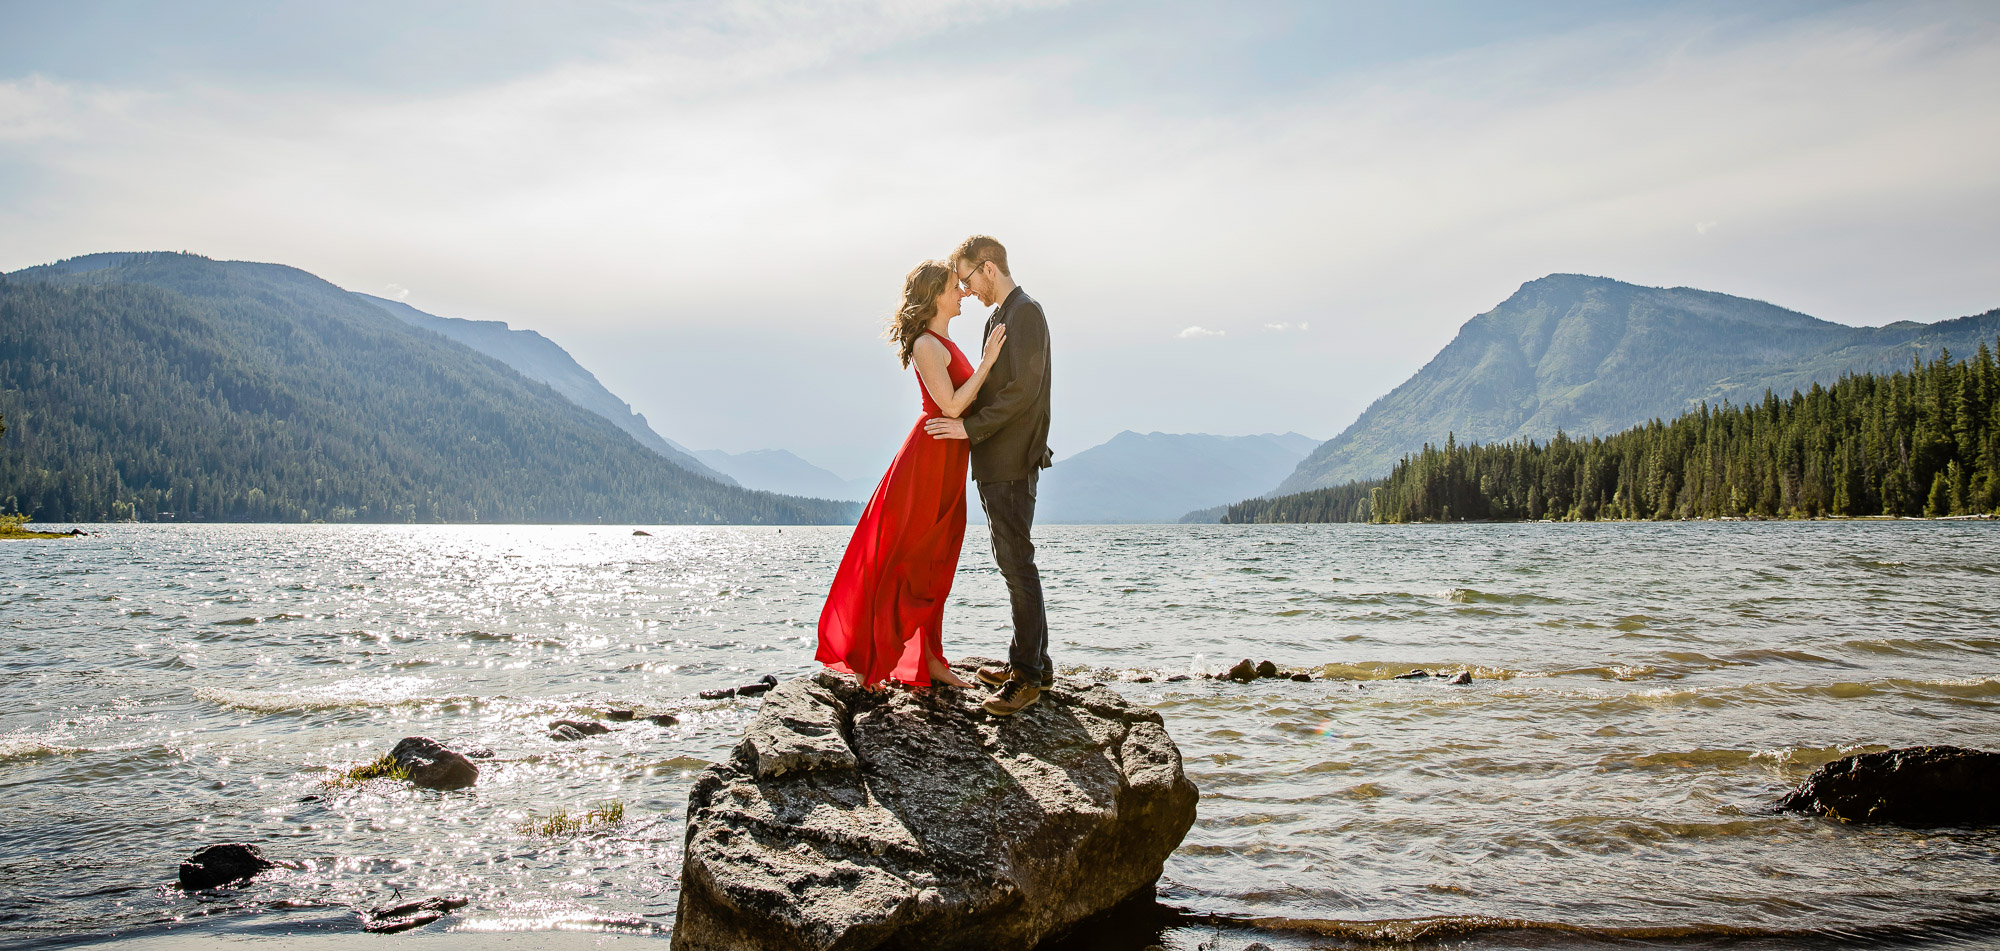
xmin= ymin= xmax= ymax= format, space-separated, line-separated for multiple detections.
xmin=693 ymin=448 xmax=873 ymax=501
xmin=353 ymin=292 xmax=736 ymax=485
xmin=1037 ymin=431 xmax=1319 ymax=524
xmin=0 ymin=252 xmax=855 ymax=524
xmin=1276 ymin=274 xmax=2000 ymax=493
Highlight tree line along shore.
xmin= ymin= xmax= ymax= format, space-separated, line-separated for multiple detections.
xmin=1225 ymin=341 xmax=2000 ymax=524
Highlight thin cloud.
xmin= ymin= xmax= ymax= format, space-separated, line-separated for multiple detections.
xmin=1179 ymin=326 xmax=1225 ymax=338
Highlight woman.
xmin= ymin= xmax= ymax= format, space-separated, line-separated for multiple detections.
xmin=816 ymin=260 xmax=1007 ymax=689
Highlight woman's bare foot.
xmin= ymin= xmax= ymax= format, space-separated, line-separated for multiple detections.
xmin=926 ymin=656 xmax=972 ymax=688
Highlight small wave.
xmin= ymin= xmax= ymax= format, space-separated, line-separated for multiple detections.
xmin=1445 ymin=587 xmax=1564 ymax=605
xmin=1312 ymin=662 xmax=1516 ymax=681
xmin=0 ymin=738 xmax=90 ymax=763
xmin=1185 ymin=907 xmax=2000 ymax=946
xmin=210 ymin=613 xmax=306 ymax=626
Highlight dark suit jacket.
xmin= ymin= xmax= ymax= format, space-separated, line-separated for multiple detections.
xmin=961 ymin=286 xmax=1053 ymax=483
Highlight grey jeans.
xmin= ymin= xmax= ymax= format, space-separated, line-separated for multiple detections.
xmin=976 ymin=475 xmax=1049 ymax=681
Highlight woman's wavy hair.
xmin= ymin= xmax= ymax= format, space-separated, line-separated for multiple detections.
xmin=887 ymin=259 xmax=954 ymax=368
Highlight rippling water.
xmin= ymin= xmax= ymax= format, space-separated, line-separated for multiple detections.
xmin=2 ymin=523 xmax=1997 ymax=949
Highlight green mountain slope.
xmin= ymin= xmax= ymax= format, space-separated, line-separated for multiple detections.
xmin=0 ymin=252 xmax=855 ymax=524
xmin=351 ymin=292 xmax=736 ymax=485
xmin=1276 ymin=274 xmax=2000 ymax=492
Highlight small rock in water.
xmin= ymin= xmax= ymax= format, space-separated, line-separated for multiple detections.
xmin=1778 ymin=745 xmax=2000 ymax=826
xmin=1447 ymin=671 xmax=1472 ymax=685
xmin=1254 ymin=660 xmax=1279 ymax=679
xmin=632 ymin=530 xmax=651 ymax=536
xmin=699 ymin=687 xmax=739 ymax=700
xmin=364 ymin=894 xmax=469 ymax=934
xmin=548 ymin=719 xmax=610 ymax=736
xmin=1290 ymin=672 xmax=1313 ymax=682
xmin=606 ymin=709 xmax=636 ymax=721
xmin=1134 ymin=676 xmax=1155 ymax=684
xmin=460 ymin=747 xmax=495 ymax=759
xmin=547 ymin=719 xmax=609 ymax=742
xmin=1394 ymin=669 xmax=1430 ymax=680
xmin=734 ymin=674 xmax=781 ymax=697
xmin=389 ymin=737 xmax=479 ymax=790
xmin=648 ymin=713 xmax=680 ymax=727
xmin=178 ymin=843 xmax=276 ymax=890
xmin=1224 ymin=658 xmax=1258 ymax=682
xmin=1165 ymin=674 xmax=1190 ymax=682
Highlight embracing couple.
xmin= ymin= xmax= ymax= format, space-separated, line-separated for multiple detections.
xmin=815 ymin=235 xmax=1054 ymax=717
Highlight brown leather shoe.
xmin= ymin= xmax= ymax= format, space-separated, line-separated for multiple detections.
xmin=977 ymin=664 xmax=1055 ymax=689
xmin=982 ymin=680 xmax=1041 ymax=717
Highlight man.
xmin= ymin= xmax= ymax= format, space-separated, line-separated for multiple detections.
xmin=925 ymin=235 xmax=1054 ymax=717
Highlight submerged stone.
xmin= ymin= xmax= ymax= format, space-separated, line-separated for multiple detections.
xmin=178 ymin=843 xmax=275 ymax=890
xmin=672 ymin=663 xmax=1198 ymax=951
xmin=1778 ymin=745 xmax=2000 ymax=826
xmin=1224 ymin=658 xmax=1257 ymax=682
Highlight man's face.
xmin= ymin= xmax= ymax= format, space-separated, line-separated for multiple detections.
xmin=957 ymin=260 xmax=996 ymax=307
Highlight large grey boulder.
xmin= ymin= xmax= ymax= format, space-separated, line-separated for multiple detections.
xmin=672 ymin=664 xmax=1198 ymax=951
xmin=1778 ymin=745 xmax=2000 ymax=826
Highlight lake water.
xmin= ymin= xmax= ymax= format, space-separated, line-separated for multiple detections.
xmin=2 ymin=523 xmax=1997 ymax=950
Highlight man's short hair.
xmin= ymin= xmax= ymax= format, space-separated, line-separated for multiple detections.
xmin=951 ymin=235 xmax=1009 ymax=278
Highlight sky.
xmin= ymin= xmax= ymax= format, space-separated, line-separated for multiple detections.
xmin=3 ymin=0 xmax=1998 ymax=480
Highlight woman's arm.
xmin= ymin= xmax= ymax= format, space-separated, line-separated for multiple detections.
xmin=913 ymin=326 xmax=1007 ymax=418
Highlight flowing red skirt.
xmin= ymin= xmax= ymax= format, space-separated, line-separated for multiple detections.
xmin=815 ymin=415 xmax=969 ymax=686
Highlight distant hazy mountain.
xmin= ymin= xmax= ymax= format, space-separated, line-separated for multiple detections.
xmin=353 ymin=293 xmax=734 ymax=486
xmin=1038 ymin=431 xmax=1319 ymax=524
xmin=0 ymin=252 xmax=854 ymax=524
xmin=693 ymin=448 xmax=872 ymax=502
xmin=1277 ymin=274 xmax=2000 ymax=493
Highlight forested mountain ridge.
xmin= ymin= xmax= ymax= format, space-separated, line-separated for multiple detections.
xmin=1276 ymin=274 xmax=2000 ymax=492
xmin=351 ymin=292 xmax=736 ymax=485
xmin=1227 ymin=341 xmax=2000 ymax=523
xmin=0 ymin=252 xmax=856 ymax=523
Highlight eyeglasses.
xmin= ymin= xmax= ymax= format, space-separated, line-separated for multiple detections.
xmin=956 ymin=263 xmax=982 ymax=290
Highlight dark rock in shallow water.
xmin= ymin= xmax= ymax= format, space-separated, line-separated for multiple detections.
xmin=1165 ymin=674 xmax=1190 ymax=683
xmin=1253 ymin=660 xmax=1279 ymax=679
xmin=1447 ymin=671 xmax=1472 ymax=685
xmin=461 ymin=747 xmax=496 ymax=759
xmin=1778 ymin=745 xmax=2000 ymax=826
xmin=633 ymin=530 xmax=652 ymax=536
xmin=549 ymin=719 xmax=611 ymax=737
xmin=364 ymin=894 xmax=468 ymax=934
xmin=179 ymin=843 xmax=275 ymax=890
xmin=672 ymin=665 xmax=1198 ymax=951
xmin=1394 ymin=669 xmax=1430 ymax=680
xmin=1289 ymin=672 xmax=1312 ymax=683
xmin=649 ymin=713 xmax=681 ymax=727
xmin=389 ymin=737 xmax=478 ymax=790
xmin=549 ymin=724 xmax=587 ymax=742
xmin=607 ymin=709 xmax=636 ymax=721
xmin=1224 ymin=658 xmax=1257 ymax=682
xmin=734 ymin=674 xmax=780 ymax=697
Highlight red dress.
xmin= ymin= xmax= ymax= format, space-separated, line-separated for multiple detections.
xmin=816 ymin=330 xmax=973 ymax=686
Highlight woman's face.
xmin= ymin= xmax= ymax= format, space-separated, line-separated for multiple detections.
xmin=932 ymin=272 xmax=965 ymax=321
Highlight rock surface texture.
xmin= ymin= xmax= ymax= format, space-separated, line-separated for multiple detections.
xmin=1778 ymin=745 xmax=2000 ymax=826
xmin=389 ymin=736 xmax=479 ymax=790
xmin=672 ymin=664 xmax=1198 ymax=951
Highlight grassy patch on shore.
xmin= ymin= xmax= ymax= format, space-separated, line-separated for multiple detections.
xmin=522 ymin=800 xmax=626 ymax=836
xmin=0 ymin=515 xmax=70 ymax=539
xmin=318 ymin=754 xmax=409 ymax=790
